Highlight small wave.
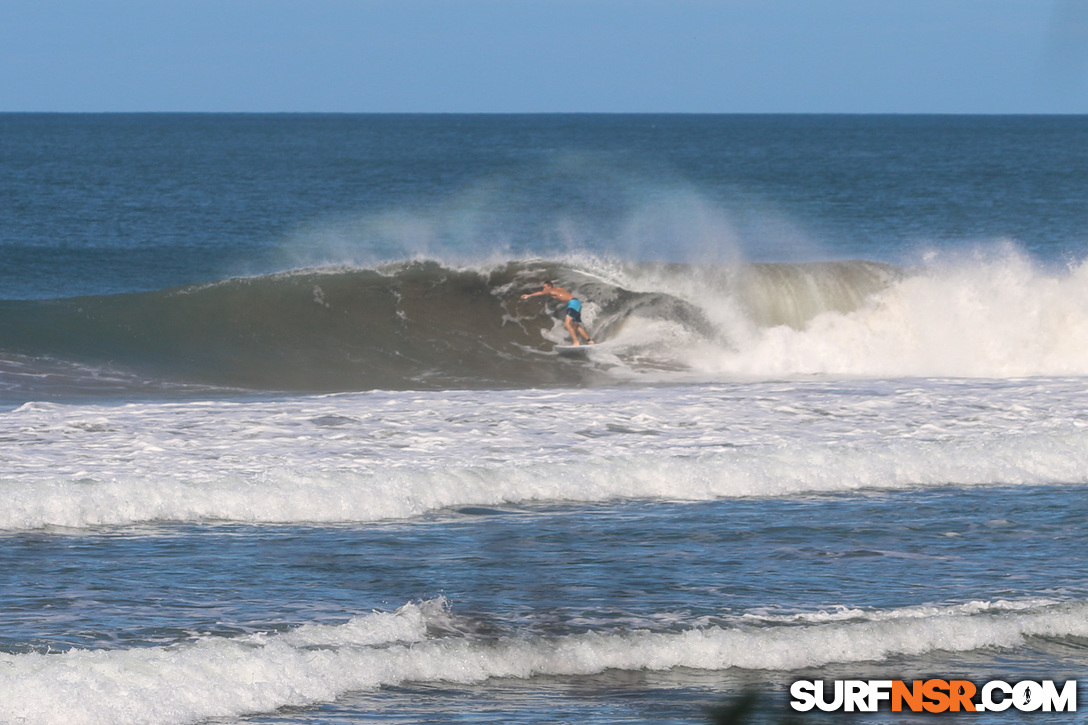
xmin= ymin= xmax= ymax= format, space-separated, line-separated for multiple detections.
xmin=4 ymin=428 xmax=1087 ymax=531
xmin=3 ymin=597 xmax=1086 ymax=725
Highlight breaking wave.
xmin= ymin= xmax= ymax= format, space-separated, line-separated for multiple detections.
xmin=2 ymin=245 xmax=1087 ymax=395
xmin=3 ymin=597 xmax=1087 ymax=725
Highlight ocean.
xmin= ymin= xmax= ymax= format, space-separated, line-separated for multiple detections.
xmin=1 ymin=114 xmax=1087 ymax=723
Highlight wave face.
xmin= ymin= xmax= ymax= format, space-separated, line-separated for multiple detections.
xmin=0 ymin=258 xmax=867 ymax=393
xmin=2 ymin=246 xmax=1088 ymax=394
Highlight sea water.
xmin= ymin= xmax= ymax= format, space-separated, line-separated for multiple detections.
xmin=1 ymin=114 xmax=1087 ymax=723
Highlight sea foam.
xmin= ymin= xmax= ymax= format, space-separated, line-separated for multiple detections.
xmin=2 ymin=598 xmax=1086 ymax=725
xmin=667 ymin=245 xmax=1088 ymax=378
xmin=2 ymin=379 xmax=1087 ymax=530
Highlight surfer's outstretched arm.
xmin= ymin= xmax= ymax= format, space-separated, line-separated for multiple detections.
xmin=522 ymin=281 xmax=594 ymax=345
xmin=520 ymin=281 xmax=573 ymax=303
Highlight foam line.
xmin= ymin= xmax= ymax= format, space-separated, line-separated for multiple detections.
xmin=3 ymin=598 xmax=1086 ymax=725
xmin=3 ymin=430 xmax=1088 ymax=531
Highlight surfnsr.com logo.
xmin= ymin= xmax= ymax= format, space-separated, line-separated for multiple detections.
xmin=790 ymin=679 xmax=1078 ymax=713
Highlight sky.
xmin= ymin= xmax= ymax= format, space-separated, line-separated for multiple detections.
xmin=2 ymin=0 xmax=1087 ymax=113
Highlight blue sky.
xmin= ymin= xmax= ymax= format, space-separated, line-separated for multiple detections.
xmin=2 ymin=0 xmax=1086 ymax=113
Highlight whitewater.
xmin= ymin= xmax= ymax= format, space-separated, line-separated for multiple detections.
xmin=4 ymin=376 xmax=1088 ymax=531
xmin=5 ymin=598 xmax=1088 ymax=725
xmin=2 ymin=113 xmax=1088 ymax=724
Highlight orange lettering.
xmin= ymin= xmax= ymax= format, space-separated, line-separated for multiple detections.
xmin=922 ymin=679 xmax=950 ymax=713
xmin=892 ymin=680 xmax=924 ymax=712
xmin=948 ymin=680 xmax=977 ymax=712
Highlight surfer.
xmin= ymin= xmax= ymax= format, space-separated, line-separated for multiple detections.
xmin=520 ymin=281 xmax=595 ymax=346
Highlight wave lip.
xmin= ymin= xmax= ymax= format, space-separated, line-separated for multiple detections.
xmin=3 ymin=597 xmax=1085 ymax=725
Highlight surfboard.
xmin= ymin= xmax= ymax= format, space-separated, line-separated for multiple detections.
xmin=554 ymin=343 xmax=603 ymax=357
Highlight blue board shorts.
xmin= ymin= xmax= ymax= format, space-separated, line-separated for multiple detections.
xmin=566 ymin=298 xmax=582 ymax=323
